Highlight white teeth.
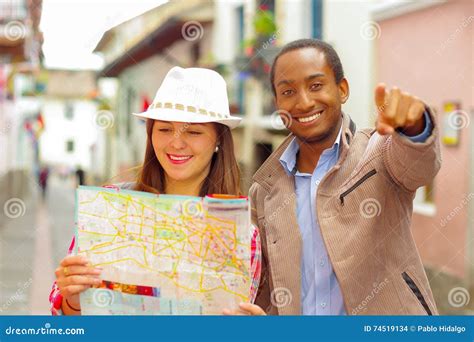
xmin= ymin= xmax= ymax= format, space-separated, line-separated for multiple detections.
xmin=298 ymin=112 xmax=321 ymax=123
xmin=169 ymin=155 xmax=191 ymax=161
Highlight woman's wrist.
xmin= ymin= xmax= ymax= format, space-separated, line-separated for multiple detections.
xmin=61 ymin=297 xmax=81 ymax=315
xmin=66 ymin=298 xmax=81 ymax=311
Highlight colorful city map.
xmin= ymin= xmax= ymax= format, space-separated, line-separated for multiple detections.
xmin=75 ymin=186 xmax=251 ymax=315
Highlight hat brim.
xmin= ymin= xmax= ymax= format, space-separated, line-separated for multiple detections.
xmin=132 ymin=108 xmax=242 ymax=129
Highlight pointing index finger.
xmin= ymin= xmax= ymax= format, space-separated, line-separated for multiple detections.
xmin=374 ymin=83 xmax=386 ymax=111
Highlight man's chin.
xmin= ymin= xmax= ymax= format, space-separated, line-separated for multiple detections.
xmin=292 ymin=128 xmax=330 ymax=144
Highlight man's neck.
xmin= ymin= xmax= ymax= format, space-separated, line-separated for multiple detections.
xmin=296 ymin=119 xmax=342 ymax=174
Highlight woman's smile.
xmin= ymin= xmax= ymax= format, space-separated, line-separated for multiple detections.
xmin=166 ymin=153 xmax=193 ymax=165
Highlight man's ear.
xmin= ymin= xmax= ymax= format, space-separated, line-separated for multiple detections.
xmin=339 ymin=78 xmax=349 ymax=104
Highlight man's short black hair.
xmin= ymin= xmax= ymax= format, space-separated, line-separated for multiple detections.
xmin=270 ymin=39 xmax=345 ymax=96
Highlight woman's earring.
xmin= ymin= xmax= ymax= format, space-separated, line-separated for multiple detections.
xmin=214 ymin=145 xmax=219 ymax=153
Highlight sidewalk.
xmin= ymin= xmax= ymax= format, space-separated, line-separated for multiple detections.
xmin=0 ymin=174 xmax=76 ymax=314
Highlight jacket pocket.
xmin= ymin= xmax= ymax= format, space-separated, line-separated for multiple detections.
xmin=401 ymin=271 xmax=433 ymax=315
xmin=339 ymin=169 xmax=377 ymax=205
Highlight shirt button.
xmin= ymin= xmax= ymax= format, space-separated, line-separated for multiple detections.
xmin=321 ymin=302 xmax=327 ymax=308
xmin=320 ymin=259 xmax=325 ymax=267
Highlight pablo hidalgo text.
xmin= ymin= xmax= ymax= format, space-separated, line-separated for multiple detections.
xmin=417 ymin=325 xmax=466 ymax=334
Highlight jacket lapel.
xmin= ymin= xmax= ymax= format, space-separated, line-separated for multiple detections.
xmin=253 ymin=135 xmax=302 ymax=314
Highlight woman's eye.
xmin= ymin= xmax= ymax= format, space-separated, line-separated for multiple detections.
xmin=282 ymin=89 xmax=294 ymax=96
xmin=158 ymin=128 xmax=171 ymax=133
xmin=188 ymin=131 xmax=202 ymax=135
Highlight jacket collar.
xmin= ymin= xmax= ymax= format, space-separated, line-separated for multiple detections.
xmin=252 ymin=112 xmax=357 ymax=190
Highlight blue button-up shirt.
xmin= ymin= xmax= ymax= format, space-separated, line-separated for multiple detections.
xmin=279 ymin=112 xmax=432 ymax=315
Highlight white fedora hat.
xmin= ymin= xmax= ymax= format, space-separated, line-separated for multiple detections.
xmin=132 ymin=67 xmax=241 ymax=129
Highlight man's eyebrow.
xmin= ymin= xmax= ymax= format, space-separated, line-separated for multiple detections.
xmin=276 ymin=79 xmax=294 ymax=87
xmin=276 ymin=73 xmax=326 ymax=87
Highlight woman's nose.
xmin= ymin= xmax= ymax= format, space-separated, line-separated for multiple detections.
xmin=170 ymin=134 xmax=187 ymax=149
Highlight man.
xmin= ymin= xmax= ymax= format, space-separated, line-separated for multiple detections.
xmin=234 ymin=39 xmax=440 ymax=315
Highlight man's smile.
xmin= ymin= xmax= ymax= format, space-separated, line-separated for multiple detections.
xmin=294 ymin=109 xmax=324 ymax=124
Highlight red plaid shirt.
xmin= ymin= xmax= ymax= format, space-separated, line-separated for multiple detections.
xmin=49 ymin=226 xmax=261 ymax=315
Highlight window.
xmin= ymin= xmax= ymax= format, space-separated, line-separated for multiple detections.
xmin=64 ymin=102 xmax=74 ymax=120
xmin=312 ymin=0 xmax=323 ymax=39
xmin=236 ymin=5 xmax=244 ymax=53
xmin=414 ymin=182 xmax=436 ymax=216
xmin=235 ymin=5 xmax=245 ymax=113
xmin=126 ymin=88 xmax=136 ymax=138
xmin=191 ymin=43 xmax=200 ymax=64
xmin=66 ymin=140 xmax=75 ymax=153
xmin=0 ymin=0 xmax=27 ymax=22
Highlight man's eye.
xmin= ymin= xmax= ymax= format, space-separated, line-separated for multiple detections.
xmin=158 ymin=128 xmax=171 ymax=133
xmin=188 ymin=131 xmax=202 ymax=135
xmin=311 ymin=83 xmax=322 ymax=90
xmin=282 ymin=89 xmax=294 ymax=96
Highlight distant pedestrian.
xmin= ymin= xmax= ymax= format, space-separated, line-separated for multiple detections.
xmin=38 ymin=166 xmax=49 ymax=198
xmin=75 ymin=166 xmax=85 ymax=186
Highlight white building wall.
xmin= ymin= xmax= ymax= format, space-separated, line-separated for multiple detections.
xmin=323 ymin=0 xmax=377 ymax=129
xmin=40 ymin=99 xmax=98 ymax=169
xmin=213 ymin=0 xmax=242 ymax=64
xmin=277 ymin=0 xmax=312 ymax=43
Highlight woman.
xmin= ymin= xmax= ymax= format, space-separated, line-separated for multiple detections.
xmin=49 ymin=67 xmax=263 ymax=315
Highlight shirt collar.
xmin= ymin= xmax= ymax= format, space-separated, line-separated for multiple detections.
xmin=279 ymin=123 xmax=343 ymax=176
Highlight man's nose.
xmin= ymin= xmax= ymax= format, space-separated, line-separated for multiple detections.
xmin=295 ymin=91 xmax=315 ymax=112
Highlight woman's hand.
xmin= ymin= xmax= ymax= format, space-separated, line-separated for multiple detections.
xmin=55 ymin=255 xmax=102 ymax=314
xmin=222 ymin=303 xmax=266 ymax=315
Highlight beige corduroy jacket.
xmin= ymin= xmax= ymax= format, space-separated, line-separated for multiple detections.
xmin=249 ymin=109 xmax=441 ymax=315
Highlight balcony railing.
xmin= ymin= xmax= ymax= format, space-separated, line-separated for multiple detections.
xmin=0 ymin=0 xmax=27 ymax=23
